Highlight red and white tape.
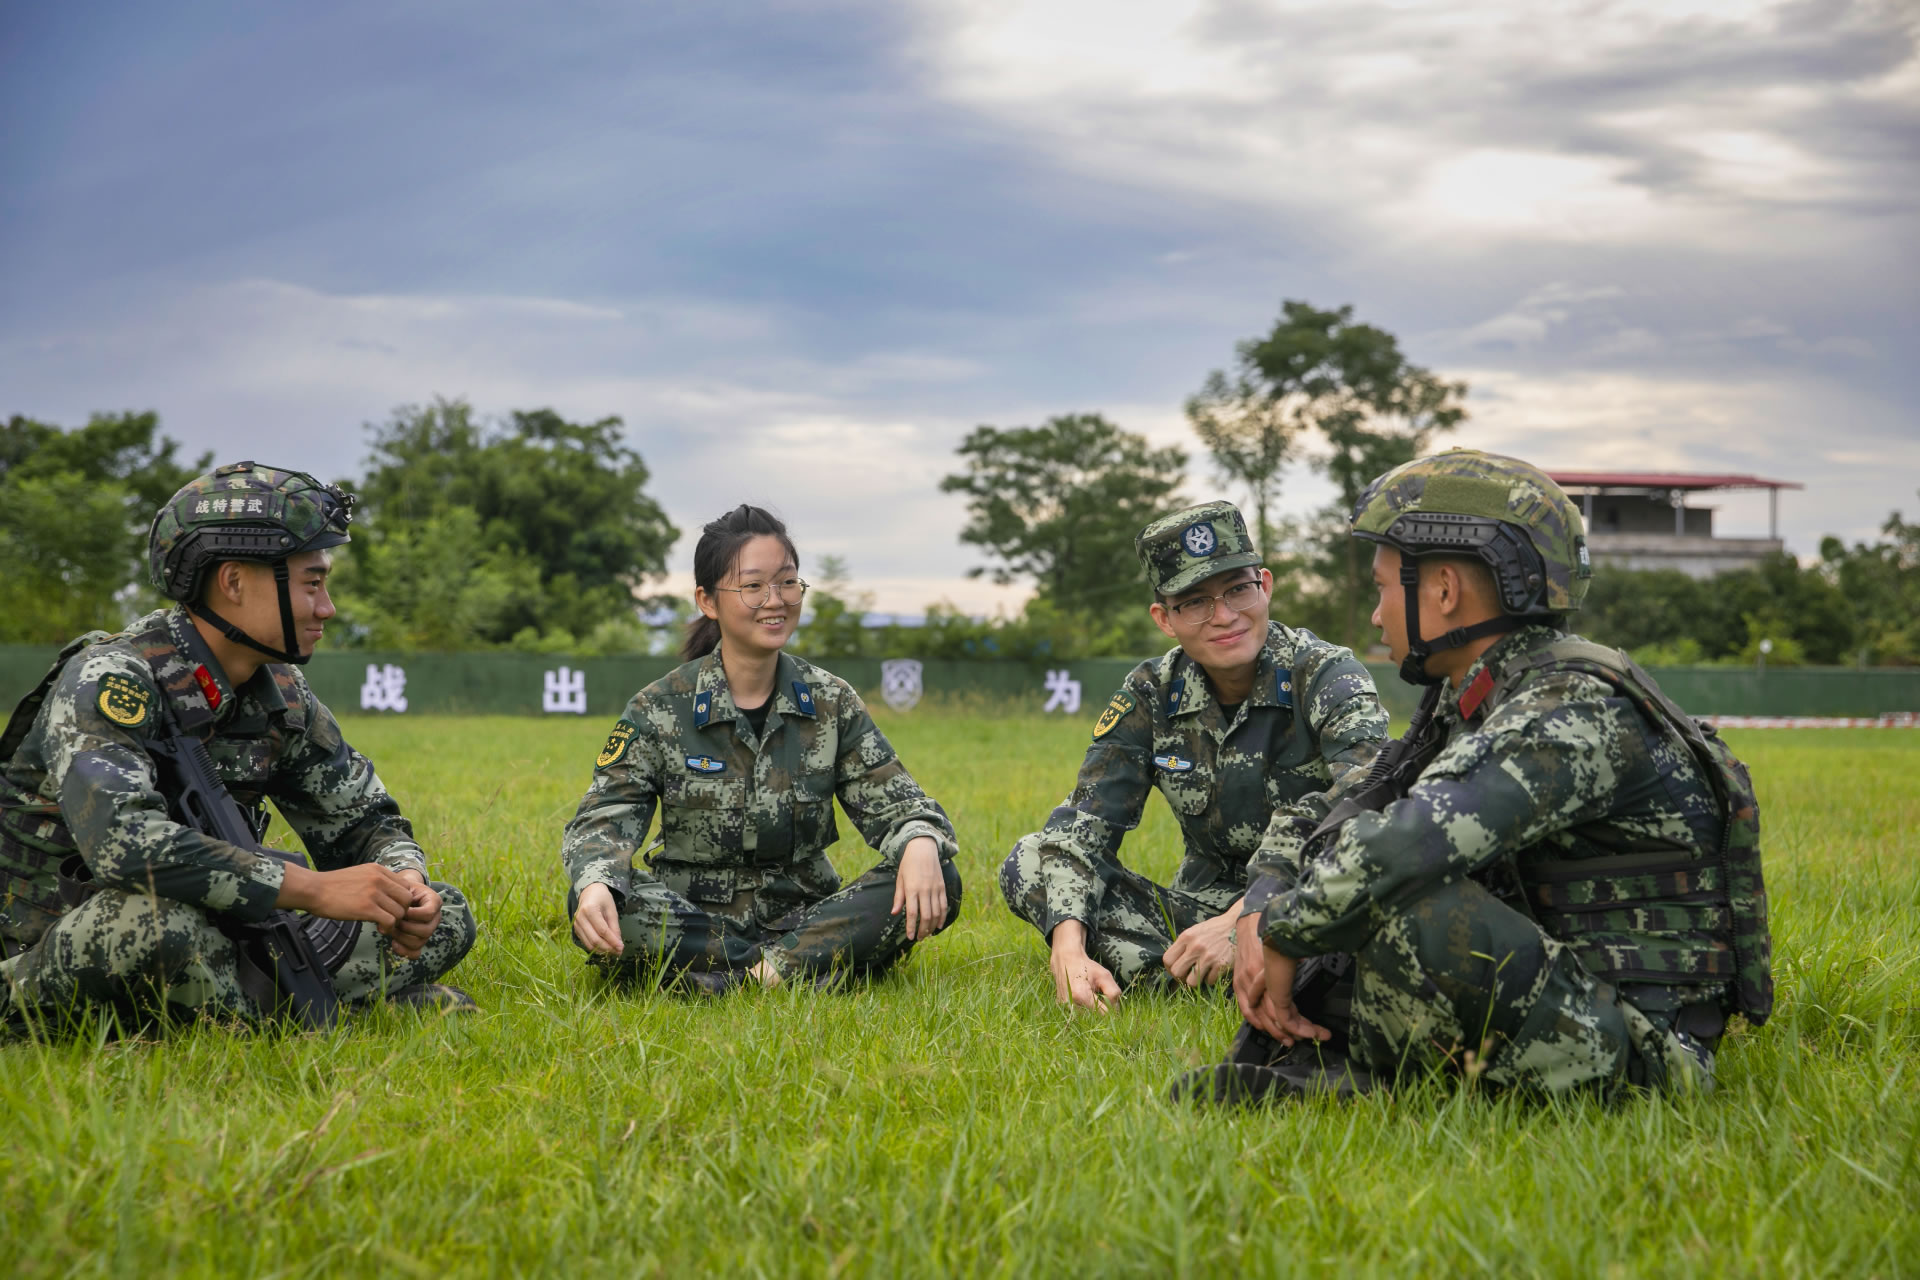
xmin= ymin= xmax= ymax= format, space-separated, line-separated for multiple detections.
xmin=1702 ymin=713 xmax=1919 ymax=729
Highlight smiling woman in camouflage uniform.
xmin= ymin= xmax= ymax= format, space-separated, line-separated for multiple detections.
xmin=998 ymin=500 xmax=1388 ymax=1010
xmin=0 ymin=463 xmax=476 ymax=1029
xmin=563 ymin=504 xmax=961 ymax=993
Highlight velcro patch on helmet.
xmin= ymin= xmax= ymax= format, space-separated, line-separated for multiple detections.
xmin=1420 ymin=474 xmax=1514 ymax=521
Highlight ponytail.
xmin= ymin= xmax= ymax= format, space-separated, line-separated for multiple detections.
xmin=680 ymin=504 xmax=799 ymax=662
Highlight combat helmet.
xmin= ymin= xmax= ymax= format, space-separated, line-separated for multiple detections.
xmin=149 ymin=461 xmax=354 ymax=665
xmin=1351 ymin=448 xmax=1590 ymax=685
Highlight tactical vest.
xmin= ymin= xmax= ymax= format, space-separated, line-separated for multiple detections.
xmin=0 ymin=616 xmax=251 ymax=942
xmin=1478 ymin=638 xmax=1773 ymax=1027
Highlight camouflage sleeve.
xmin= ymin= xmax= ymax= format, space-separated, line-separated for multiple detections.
xmin=1243 ymin=644 xmax=1388 ymax=912
xmin=559 ymin=705 xmax=660 ymax=905
xmin=831 ymin=693 xmax=958 ymax=868
xmin=40 ymin=650 xmax=284 ymax=921
xmin=1259 ymin=672 xmax=1632 ymax=957
xmin=1030 ymin=674 xmax=1156 ymax=935
xmin=267 ymin=685 xmax=427 ymax=878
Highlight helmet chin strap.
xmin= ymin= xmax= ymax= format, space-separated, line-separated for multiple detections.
xmin=188 ymin=560 xmax=311 ymax=666
xmin=1396 ymin=556 xmax=1522 ymax=686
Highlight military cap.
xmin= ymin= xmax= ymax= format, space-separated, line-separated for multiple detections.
xmin=1135 ymin=500 xmax=1261 ymax=596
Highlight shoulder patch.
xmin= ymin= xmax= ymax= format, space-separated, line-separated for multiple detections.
xmin=1092 ymin=690 xmax=1137 ymax=740
xmin=96 ymin=672 xmax=155 ymax=729
xmin=596 ymin=720 xmax=638 ymax=769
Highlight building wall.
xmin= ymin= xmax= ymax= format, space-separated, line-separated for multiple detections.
xmin=1586 ymin=534 xmax=1783 ymax=578
xmin=1581 ymin=493 xmax=1714 ymax=536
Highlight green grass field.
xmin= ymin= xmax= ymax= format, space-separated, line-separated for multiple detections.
xmin=3 ymin=711 xmax=1917 ymax=1278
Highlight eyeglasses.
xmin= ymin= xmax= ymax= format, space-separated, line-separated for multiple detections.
xmin=714 ymin=576 xmax=809 ymax=609
xmin=1166 ymin=578 xmax=1266 ymax=625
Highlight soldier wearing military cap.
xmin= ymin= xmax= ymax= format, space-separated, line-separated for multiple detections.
xmin=0 ymin=462 xmax=476 ymax=1029
xmin=1176 ymin=449 xmax=1770 ymax=1104
xmin=998 ymin=500 xmax=1389 ymax=1009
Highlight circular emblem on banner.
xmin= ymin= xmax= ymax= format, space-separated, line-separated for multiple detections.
xmin=880 ymin=658 xmax=924 ymax=711
xmin=1181 ymin=522 xmax=1217 ymax=557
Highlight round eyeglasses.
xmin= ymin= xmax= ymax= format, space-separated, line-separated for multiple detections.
xmin=1166 ymin=579 xmax=1266 ymax=625
xmin=713 ymin=577 xmax=810 ymax=610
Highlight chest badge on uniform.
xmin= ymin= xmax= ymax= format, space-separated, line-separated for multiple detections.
xmin=597 ymin=720 xmax=637 ymax=768
xmin=1153 ymin=754 xmax=1195 ymax=773
xmin=685 ymin=755 xmax=727 ymax=774
xmin=1092 ymin=690 xmax=1136 ymax=740
xmin=96 ymin=673 xmax=154 ymax=729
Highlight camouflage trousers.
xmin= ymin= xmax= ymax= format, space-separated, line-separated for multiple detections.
xmin=999 ymin=834 xmax=1239 ymax=988
xmin=1341 ymin=878 xmax=1716 ymax=1094
xmin=584 ymin=858 xmax=964 ymax=983
xmin=0 ymin=883 xmax=476 ymax=1026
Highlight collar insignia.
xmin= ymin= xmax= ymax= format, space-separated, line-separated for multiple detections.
xmin=1275 ymin=672 xmax=1294 ymax=708
xmin=1166 ymin=676 xmax=1186 ymax=718
xmin=693 ymin=690 xmax=713 ymax=728
xmin=193 ymin=664 xmax=222 ymax=712
xmin=791 ymin=680 xmax=815 ymax=716
xmin=1459 ymin=667 xmax=1497 ymax=720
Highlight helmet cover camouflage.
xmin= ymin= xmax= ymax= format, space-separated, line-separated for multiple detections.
xmin=1136 ymin=500 xmax=1262 ymax=596
xmin=149 ymin=461 xmax=354 ymax=603
xmin=1351 ymin=449 xmax=1591 ymax=614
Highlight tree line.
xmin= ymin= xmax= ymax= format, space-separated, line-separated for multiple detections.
xmin=5 ymin=300 xmax=1915 ymax=665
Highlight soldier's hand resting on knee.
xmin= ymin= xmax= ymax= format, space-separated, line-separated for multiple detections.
xmin=891 ymin=836 xmax=948 ymax=942
xmin=1162 ymin=900 xmax=1242 ymax=987
xmin=278 ymin=862 xmax=415 ymax=933
xmin=572 ymin=882 xmax=623 ymax=956
xmin=1233 ymin=918 xmax=1330 ymax=1046
xmin=1048 ymin=920 xmax=1123 ymax=1011
xmin=388 ymin=870 xmax=442 ymax=961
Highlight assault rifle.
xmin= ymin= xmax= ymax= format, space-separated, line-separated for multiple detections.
xmin=144 ymin=730 xmax=345 ymax=1029
xmin=1305 ymin=683 xmax=1449 ymax=849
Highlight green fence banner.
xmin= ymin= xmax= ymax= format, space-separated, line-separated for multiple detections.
xmin=2 ymin=645 xmax=1916 ymax=722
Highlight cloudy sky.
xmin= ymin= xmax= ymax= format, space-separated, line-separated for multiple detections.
xmin=4 ymin=0 xmax=1915 ymax=611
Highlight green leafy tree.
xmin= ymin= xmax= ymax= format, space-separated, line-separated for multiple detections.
xmin=0 ymin=413 xmax=209 ymax=642
xmin=1820 ymin=497 xmax=1920 ymax=665
xmin=338 ymin=399 xmax=678 ymax=647
xmin=939 ymin=413 xmax=1186 ymax=613
xmin=1184 ymin=365 xmax=1299 ymax=559
xmin=791 ymin=555 xmax=874 ymax=661
xmin=1231 ymin=302 xmax=1468 ymax=647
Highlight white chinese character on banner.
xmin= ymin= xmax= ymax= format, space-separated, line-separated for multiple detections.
xmin=543 ymin=666 xmax=587 ymax=714
xmin=880 ymin=658 xmax=923 ymax=711
xmin=1042 ymin=668 xmax=1082 ymax=714
xmin=359 ymin=663 xmax=408 ymax=712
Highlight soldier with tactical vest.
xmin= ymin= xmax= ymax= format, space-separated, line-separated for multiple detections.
xmin=1175 ymin=449 xmax=1770 ymax=1102
xmin=999 ymin=500 xmax=1389 ymax=1009
xmin=0 ymin=463 xmax=476 ymax=1030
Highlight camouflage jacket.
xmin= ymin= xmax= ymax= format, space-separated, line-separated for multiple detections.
xmin=0 ymin=608 xmax=428 ymax=946
xmin=1254 ymin=626 xmax=1730 ymax=1000
xmin=1031 ymin=622 xmax=1386 ymax=934
xmin=561 ymin=647 xmax=957 ymax=908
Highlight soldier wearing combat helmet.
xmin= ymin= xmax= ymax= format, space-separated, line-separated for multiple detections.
xmin=998 ymin=500 xmax=1388 ymax=1008
xmin=0 ymin=462 xmax=476 ymax=1028
xmin=1176 ymin=448 xmax=1771 ymax=1102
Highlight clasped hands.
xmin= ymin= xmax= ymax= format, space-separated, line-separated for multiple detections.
xmin=277 ymin=862 xmax=443 ymax=960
